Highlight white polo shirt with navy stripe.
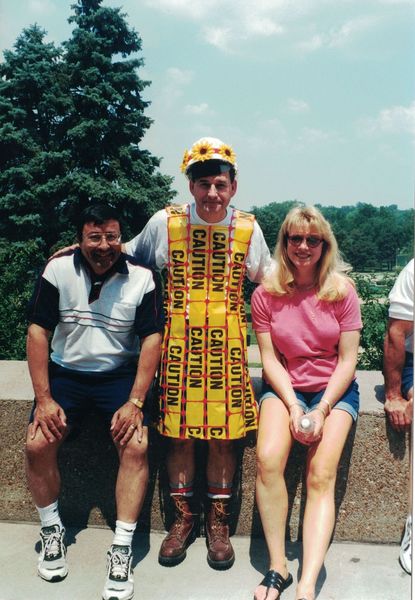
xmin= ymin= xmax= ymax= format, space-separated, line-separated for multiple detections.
xmin=27 ymin=249 xmax=164 ymax=372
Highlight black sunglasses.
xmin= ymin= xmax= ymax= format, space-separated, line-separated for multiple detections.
xmin=287 ymin=235 xmax=323 ymax=249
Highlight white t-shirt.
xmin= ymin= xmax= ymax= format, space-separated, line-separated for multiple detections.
xmin=125 ymin=203 xmax=271 ymax=283
xmin=388 ymin=258 xmax=414 ymax=353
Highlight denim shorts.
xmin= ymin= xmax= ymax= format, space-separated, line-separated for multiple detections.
xmin=259 ymin=379 xmax=360 ymax=421
xmin=29 ymin=362 xmax=151 ymax=427
xmin=402 ymin=352 xmax=414 ymax=397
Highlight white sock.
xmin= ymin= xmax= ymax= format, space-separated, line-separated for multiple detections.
xmin=112 ymin=520 xmax=137 ymax=547
xmin=36 ymin=500 xmax=63 ymax=529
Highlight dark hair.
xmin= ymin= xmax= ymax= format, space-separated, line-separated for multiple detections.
xmin=76 ymin=204 xmax=121 ymax=240
xmin=187 ymin=159 xmax=236 ymax=183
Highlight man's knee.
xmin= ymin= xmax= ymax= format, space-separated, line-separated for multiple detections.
xmin=119 ymin=433 xmax=149 ymax=468
xmin=25 ymin=430 xmax=59 ymax=463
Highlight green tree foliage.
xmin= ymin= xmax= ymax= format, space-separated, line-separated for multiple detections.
xmin=316 ymin=203 xmax=413 ymax=271
xmin=62 ymin=0 xmax=174 ymax=240
xmin=352 ymin=273 xmax=396 ymax=370
xmin=251 ymin=200 xmax=300 ymax=253
xmin=0 ymin=0 xmax=175 ymax=249
xmin=0 ymin=239 xmax=46 ymax=359
xmin=0 ymin=25 xmax=71 ymax=246
xmin=0 ymin=0 xmax=175 ymax=359
xmin=245 ymin=200 xmax=300 ymax=301
xmin=252 ymin=201 xmax=413 ymax=273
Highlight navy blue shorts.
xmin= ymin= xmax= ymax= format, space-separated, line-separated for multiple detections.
xmin=259 ymin=379 xmax=360 ymax=421
xmin=29 ymin=362 xmax=151 ymax=428
xmin=402 ymin=352 xmax=414 ymax=397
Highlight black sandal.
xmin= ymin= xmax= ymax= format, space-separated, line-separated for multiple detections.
xmin=258 ymin=570 xmax=293 ymax=598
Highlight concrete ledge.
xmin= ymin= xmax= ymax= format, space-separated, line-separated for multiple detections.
xmin=0 ymin=361 xmax=409 ymax=543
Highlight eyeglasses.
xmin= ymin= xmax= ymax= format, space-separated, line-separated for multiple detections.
xmin=84 ymin=233 xmax=121 ymax=246
xmin=287 ymin=235 xmax=323 ymax=248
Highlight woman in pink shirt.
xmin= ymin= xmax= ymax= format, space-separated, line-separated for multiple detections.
xmin=251 ymin=206 xmax=362 ymax=600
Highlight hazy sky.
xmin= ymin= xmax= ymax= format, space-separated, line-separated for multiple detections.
xmin=1 ymin=0 xmax=414 ymax=211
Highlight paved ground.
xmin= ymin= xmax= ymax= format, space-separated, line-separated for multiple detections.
xmin=0 ymin=522 xmax=411 ymax=600
xmin=248 ymin=344 xmax=261 ymax=365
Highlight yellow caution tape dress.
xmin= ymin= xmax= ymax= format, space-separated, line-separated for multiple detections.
xmin=158 ymin=204 xmax=258 ymax=440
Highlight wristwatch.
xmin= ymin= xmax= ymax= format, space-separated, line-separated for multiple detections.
xmin=128 ymin=397 xmax=145 ymax=410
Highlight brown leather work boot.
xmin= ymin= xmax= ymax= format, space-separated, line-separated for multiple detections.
xmin=158 ymin=495 xmax=196 ymax=566
xmin=205 ymin=498 xmax=235 ymax=570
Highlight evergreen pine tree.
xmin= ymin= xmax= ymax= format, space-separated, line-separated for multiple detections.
xmin=0 ymin=0 xmax=175 ymax=249
xmin=0 ymin=25 xmax=71 ymax=246
xmin=0 ymin=1 xmax=175 ymax=358
xmin=63 ymin=0 xmax=174 ymax=239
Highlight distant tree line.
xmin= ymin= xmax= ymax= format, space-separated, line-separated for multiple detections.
xmin=250 ymin=200 xmax=413 ymax=272
xmin=247 ymin=201 xmax=412 ymax=370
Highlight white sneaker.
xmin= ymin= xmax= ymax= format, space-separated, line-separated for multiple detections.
xmin=102 ymin=545 xmax=134 ymax=600
xmin=38 ymin=524 xmax=68 ymax=582
xmin=399 ymin=515 xmax=412 ymax=574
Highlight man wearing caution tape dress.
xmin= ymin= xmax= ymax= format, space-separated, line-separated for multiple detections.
xmin=125 ymin=137 xmax=270 ymax=569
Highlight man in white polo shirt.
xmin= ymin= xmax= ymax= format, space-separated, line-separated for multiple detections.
xmin=25 ymin=204 xmax=164 ymax=600
xmin=383 ymin=258 xmax=414 ymax=575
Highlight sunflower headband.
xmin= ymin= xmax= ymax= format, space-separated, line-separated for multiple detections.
xmin=180 ymin=137 xmax=237 ymax=175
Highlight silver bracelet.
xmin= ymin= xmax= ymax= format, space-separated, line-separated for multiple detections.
xmin=314 ymin=405 xmax=327 ymax=418
xmin=319 ymin=398 xmax=331 ymax=414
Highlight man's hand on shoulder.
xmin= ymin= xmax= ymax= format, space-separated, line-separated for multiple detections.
xmin=30 ymin=397 xmax=67 ymax=443
xmin=50 ymin=243 xmax=79 ymax=259
xmin=111 ymin=400 xmax=144 ymax=446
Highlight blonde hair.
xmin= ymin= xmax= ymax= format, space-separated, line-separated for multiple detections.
xmin=262 ymin=205 xmax=354 ymax=301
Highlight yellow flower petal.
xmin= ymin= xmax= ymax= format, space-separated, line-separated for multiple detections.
xmin=218 ymin=144 xmax=236 ymax=164
xmin=191 ymin=140 xmax=215 ymax=162
xmin=180 ymin=149 xmax=190 ymax=172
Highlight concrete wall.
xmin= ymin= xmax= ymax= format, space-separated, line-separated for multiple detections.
xmin=0 ymin=361 xmax=410 ymax=543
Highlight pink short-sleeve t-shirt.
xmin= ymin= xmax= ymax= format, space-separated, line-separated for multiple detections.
xmin=251 ymin=283 xmax=362 ymax=392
